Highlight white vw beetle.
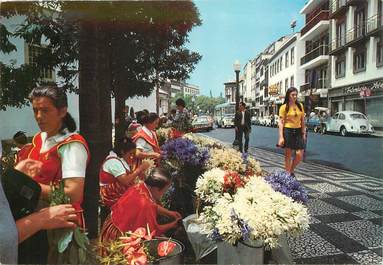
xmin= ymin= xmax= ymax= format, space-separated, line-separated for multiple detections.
xmin=322 ymin=111 xmax=374 ymax=136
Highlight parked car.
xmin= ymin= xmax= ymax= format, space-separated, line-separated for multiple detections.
xmin=306 ymin=116 xmax=321 ymax=132
xmin=322 ymin=111 xmax=374 ymax=136
xmin=199 ymin=115 xmax=214 ymax=130
xmin=191 ymin=116 xmax=211 ymax=132
xmin=251 ymin=116 xmax=259 ymax=125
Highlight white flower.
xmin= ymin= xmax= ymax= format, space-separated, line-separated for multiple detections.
xmin=195 ymin=168 xmax=225 ymax=203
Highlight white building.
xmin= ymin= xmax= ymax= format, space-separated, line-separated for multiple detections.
xmin=300 ymin=0 xmax=331 ymax=108
xmin=268 ymin=33 xmax=306 ymax=115
xmin=0 ymin=15 xmax=80 ymax=141
xmin=328 ymin=0 xmax=383 ymax=127
xmin=242 ymin=61 xmax=253 ymax=106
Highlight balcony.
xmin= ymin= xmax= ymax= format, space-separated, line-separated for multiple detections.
xmin=301 ymin=10 xmax=330 ymax=37
xmin=329 ymin=35 xmax=347 ymax=55
xmin=366 ymin=14 xmax=383 ymax=37
xmin=346 ymin=23 xmax=368 ymax=46
xmin=301 ymin=45 xmax=329 ymax=69
xmin=329 ymin=0 xmax=347 ymax=19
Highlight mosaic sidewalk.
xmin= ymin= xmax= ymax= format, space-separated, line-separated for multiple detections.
xmin=213 ymin=138 xmax=383 ymax=264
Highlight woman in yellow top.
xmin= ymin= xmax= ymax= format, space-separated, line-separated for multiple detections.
xmin=278 ymin=87 xmax=306 ymax=176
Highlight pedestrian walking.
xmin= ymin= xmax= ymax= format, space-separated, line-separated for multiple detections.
xmin=171 ymin=98 xmax=192 ymax=138
xmin=277 ymin=87 xmax=306 ymax=176
xmin=234 ymin=102 xmax=252 ymax=153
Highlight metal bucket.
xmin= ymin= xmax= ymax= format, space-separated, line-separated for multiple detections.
xmin=217 ymin=240 xmax=264 ymax=265
xmin=143 ymin=237 xmax=185 ymax=265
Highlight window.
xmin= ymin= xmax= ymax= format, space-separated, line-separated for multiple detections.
xmin=285 ymin=51 xmax=289 ymax=68
xmin=377 ymin=39 xmax=383 ymax=67
xmin=290 ymin=47 xmax=295 ymax=65
xmin=353 ymin=47 xmax=366 ymax=73
xmin=354 ymin=7 xmax=366 ymax=39
xmin=290 ymin=76 xmax=294 ymax=87
xmin=335 ymin=54 xmax=346 ymax=78
xmin=285 ymin=78 xmax=289 ymax=89
xmin=336 ymin=21 xmax=346 ymax=47
xmin=27 ymin=44 xmax=54 ymax=80
xmin=339 ymin=113 xmax=346 ymax=120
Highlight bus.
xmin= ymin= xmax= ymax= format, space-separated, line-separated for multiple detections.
xmin=214 ymin=102 xmax=236 ymax=128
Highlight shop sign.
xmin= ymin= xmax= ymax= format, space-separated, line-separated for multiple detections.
xmin=344 ymin=80 xmax=383 ymax=95
xmin=268 ymin=84 xmax=279 ymax=95
xmin=359 ymin=87 xmax=371 ymax=97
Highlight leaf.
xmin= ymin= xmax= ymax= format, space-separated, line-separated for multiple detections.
xmin=69 ymin=242 xmax=79 ymax=265
xmin=78 ymin=247 xmax=86 ymax=264
xmin=73 ymin=227 xmax=86 ymax=250
xmin=58 ymin=230 xmax=73 ymax=253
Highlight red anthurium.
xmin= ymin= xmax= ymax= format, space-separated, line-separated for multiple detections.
xmin=157 ymin=241 xmax=176 ymax=257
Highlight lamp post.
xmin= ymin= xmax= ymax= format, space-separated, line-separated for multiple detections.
xmin=234 ymin=60 xmax=241 ymax=111
xmin=233 ymin=60 xmax=241 ymax=146
xmin=191 ymin=95 xmax=195 ymax=116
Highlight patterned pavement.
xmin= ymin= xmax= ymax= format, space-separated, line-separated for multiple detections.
xmin=211 ymin=137 xmax=383 ymax=264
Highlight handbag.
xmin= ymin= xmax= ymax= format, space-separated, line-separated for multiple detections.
xmin=1 ymin=168 xmax=41 ymax=220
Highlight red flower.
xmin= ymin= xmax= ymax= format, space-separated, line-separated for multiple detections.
xmin=158 ymin=240 xmax=177 ymax=257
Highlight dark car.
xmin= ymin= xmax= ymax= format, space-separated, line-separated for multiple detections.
xmin=192 ymin=116 xmax=211 ymax=132
xmin=306 ymin=116 xmax=321 ymax=132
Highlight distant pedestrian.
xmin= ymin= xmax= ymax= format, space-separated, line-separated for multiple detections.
xmin=278 ymin=87 xmax=306 ymax=176
xmin=234 ymin=102 xmax=252 ymax=153
xmin=171 ymin=98 xmax=192 ymax=138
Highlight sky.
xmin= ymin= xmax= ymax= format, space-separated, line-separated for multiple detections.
xmin=186 ymin=0 xmax=307 ymax=97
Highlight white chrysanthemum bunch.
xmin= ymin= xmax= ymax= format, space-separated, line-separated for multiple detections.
xmin=195 ymin=168 xmax=226 ymax=203
xmin=207 ymin=148 xmax=246 ymax=173
xmin=156 ymin=128 xmax=171 ymax=143
xmin=247 ymin=156 xmax=263 ymax=175
xmin=199 ymin=177 xmax=310 ymax=248
xmin=183 ymin=133 xmax=224 ymax=149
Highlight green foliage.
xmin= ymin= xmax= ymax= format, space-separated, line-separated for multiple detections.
xmin=48 ymin=182 xmax=96 ymax=264
xmin=171 ymin=93 xmax=226 ymax=115
xmin=0 ymin=1 xmax=202 ymax=109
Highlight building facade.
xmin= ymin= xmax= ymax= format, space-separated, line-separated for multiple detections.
xmin=300 ymin=0 xmax=331 ymax=109
xmin=328 ymin=0 xmax=383 ymax=127
xmin=268 ymin=33 xmax=306 ymax=115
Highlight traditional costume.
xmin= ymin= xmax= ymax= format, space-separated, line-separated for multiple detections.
xmin=16 ymin=129 xmax=89 ymax=264
xmin=100 ymin=183 xmax=165 ymax=245
xmin=132 ymin=126 xmax=160 ymax=153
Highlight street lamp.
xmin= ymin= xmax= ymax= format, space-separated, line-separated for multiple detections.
xmin=233 ymin=60 xmax=241 ymax=146
xmin=233 ymin=60 xmax=241 ymax=111
xmin=191 ymin=95 xmax=195 ymax=116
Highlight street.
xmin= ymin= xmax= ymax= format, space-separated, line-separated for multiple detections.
xmin=203 ymin=126 xmax=383 ymax=179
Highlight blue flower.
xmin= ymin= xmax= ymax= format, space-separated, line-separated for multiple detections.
xmin=264 ymin=170 xmax=308 ymax=204
xmin=210 ymin=228 xmax=223 ymax=241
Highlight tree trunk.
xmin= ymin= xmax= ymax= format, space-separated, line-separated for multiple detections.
xmin=114 ymin=85 xmax=126 ymax=145
xmin=79 ymin=21 xmax=112 ymax=239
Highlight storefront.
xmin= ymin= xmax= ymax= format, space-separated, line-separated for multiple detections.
xmin=328 ymin=78 xmax=383 ymax=128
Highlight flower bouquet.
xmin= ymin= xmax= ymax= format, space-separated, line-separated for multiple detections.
xmin=207 ymin=148 xmax=247 ymax=174
xmin=183 ymin=133 xmax=224 ymax=149
xmin=156 ymin=128 xmax=172 ymax=146
xmin=264 ymin=170 xmax=308 ymax=204
xmin=198 ymin=177 xmax=310 ymax=249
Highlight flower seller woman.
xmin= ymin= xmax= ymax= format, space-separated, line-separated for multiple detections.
xmin=100 ymin=168 xmax=181 ymax=248
xmin=16 ymin=85 xmax=90 ymax=263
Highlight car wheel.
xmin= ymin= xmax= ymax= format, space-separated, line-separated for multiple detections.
xmin=340 ymin=126 xmax=347 ymax=137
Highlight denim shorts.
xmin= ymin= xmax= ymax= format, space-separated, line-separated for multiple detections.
xmin=283 ymin=127 xmax=305 ymax=150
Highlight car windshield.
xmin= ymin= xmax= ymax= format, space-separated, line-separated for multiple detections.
xmin=350 ymin=113 xmax=366 ymax=120
xmin=194 ymin=117 xmax=208 ymax=123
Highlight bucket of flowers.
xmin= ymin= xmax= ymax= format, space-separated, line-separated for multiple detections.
xmin=198 ymin=177 xmax=310 ymax=264
xmin=160 ymin=137 xmax=209 ymax=216
xmin=99 ymin=226 xmax=184 ymax=265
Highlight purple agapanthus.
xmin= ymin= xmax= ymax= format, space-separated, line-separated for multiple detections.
xmin=161 ymin=138 xmax=209 ymax=167
xmin=264 ymin=170 xmax=308 ymax=204
xmin=210 ymin=228 xmax=223 ymax=241
xmin=230 ymin=209 xmax=252 ymax=241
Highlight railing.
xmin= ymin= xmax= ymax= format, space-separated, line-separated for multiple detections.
xmin=330 ymin=35 xmax=346 ymax=52
xmin=299 ymin=79 xmax=328 ymax=92
xmin=301 ymin=45 xmax=329 ymax=65
xmin=346 ymin=22 xmax=366 ymax=43
xmin=330 ymin=0 xmax=347 ymax=15
xmin=366 ymin=13 xmax=383 ymax=33
xmin=301 ymin=10 xmax=330 ymax=36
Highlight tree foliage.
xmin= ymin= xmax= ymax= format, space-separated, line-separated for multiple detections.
xmin=171 ymin=92 xmax=225 ymax=115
